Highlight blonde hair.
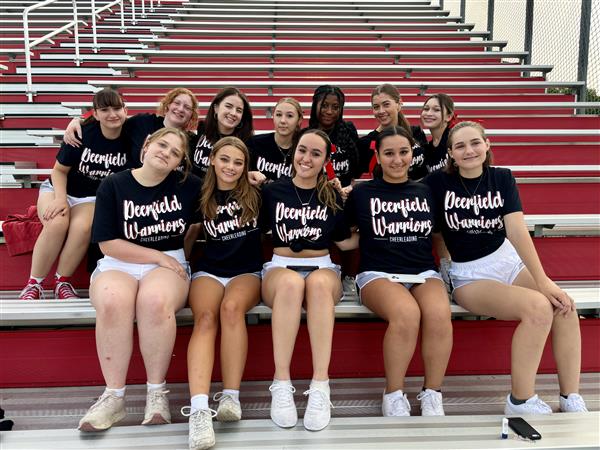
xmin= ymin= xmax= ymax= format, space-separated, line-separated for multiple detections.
xmin=200 ymin=136 xmax=261 ymax=226
xmin=157 ymin=88 xmax=199 ymax=131
xmin=275 ymin=97 xmax=304 ymax=148
xmin=142 ymin=127 xmax=191 ymax=180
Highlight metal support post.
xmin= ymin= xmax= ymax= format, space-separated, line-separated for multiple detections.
xmin=487 ymin=0 xmax=495 ymax=40
xmin=577 ymin=0 xmax=592 ymax=105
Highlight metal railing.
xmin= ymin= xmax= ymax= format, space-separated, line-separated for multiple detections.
xmin=23 ymin=0 xmax=141 ymax=102
xmin=24 ymin=0 xmax=81 ymax=102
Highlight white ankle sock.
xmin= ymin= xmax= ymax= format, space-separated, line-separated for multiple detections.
xmin=273 ymin=378 xmax=292 ymax=386
xmin=147 ymin=381 xmax=166 ymax=392
xmin=191 ymin=394 xmax=209 ymax=413
xmin=105 ymin=386 xmax=126 ymax=398
xmin=222 ymin=389 xmax=240 ymax=402
xmin=29 ymin=276 xmax=44 ymax=284
xmin=310 ymin=379 xmax=330 ymax=395
xmin=384 ymin=389 xmax=405 ymax=400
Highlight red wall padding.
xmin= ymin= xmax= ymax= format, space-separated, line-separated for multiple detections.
xmin=1 ymin=319 xmax=598 ymax=388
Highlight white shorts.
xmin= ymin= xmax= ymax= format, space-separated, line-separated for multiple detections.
xmin=356 ymin=270 xmax=442 ymax=293
xmin=192 ymin=270 xmax=261 ymax=287
xmin=262 ymin=254 xmax=341 ymax=279
xmin=450 ymin=239 xmax=525 ymax=291
xmin=40 ymin=178 xmax=96 ymax=207
xmin=92 ymin=248 xmax=190 ymax=282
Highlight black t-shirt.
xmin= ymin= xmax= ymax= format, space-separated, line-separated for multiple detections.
xmin=55 ymin=121 xmax=129 ymax=197
xmin=345 ymin=178 xmax=437 ymax=274
xmin=261 ymin=177 xmax=351 ymax=250
xmin=423 ymin=126 xmax=450 ymax=174
xmin=122 ymin=113 xmax=165 ymax=167
xmin=92 ymin=170 xmax=202 ymax=251
xmin=423 ymin=167 xmax=523 ymax=262
xmin=247 ymin=132 xmax=293 ymax=181
xmin=357 ymin=125 xmax=428 ymax=180
xmin=188 ymin=121 xmax=213 ymax=179
xmin=193 ymin=189 xmax=263 ymax=277
xmin=302 ymin=121 xmax=359 ymax=187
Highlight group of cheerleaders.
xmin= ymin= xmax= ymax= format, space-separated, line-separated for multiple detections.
xmin=19 ymin=83 xmax=587 ymax=450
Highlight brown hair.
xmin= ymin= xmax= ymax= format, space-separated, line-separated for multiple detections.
xmin=275 ymin=97 xmax=304 ymax=148
xmin=372 ymin=125 xmax=415 ymax=178
xmin=423 ymin=93 xmax=455 ymax=128
xmin=200 ymin=136 xmax=261 ymax=226
xmin=141 ymin=127 xmax=191 ymax=180
xmin=204 ymin=86 xmax=254 ymax=143
xmin=156 ymin=88 xmax=199 ymax=131
xmin=445 ymin=121 xmax=493 ymax=174
xmin=371 ymin=84 xmax=412 ymax=133
xmin=83 ymin=88 xmax=126 ymax=125
xmin=291 ymin=129 xmax=341 ymax=211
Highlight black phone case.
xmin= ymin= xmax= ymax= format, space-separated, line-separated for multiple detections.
xmin=508 ymin=417 xmax=542 ymax=440
xmin=286 ymin=265 xmax=319 ymax=272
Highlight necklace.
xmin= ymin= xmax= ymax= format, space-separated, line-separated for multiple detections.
xmin=293 ymin=184 xmax=316 ymax=206
xmin=276 ymin=144 xmax=291 ymax=160
xmin=459 ymin=170 xmax=486 ymax=197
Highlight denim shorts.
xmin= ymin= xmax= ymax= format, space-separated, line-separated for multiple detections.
xmin=191 ymin=270 xmax=261 ymax=287
xmin=356 ymin=269 xmax=442 ymax=292
xmin=40 ymin=178 xmax=95 ymax=207
xmin=450 ymin=239 xmax=525 ymax=291
xmin=262 ymin=254 xmax=341 ymax=279
xmin=92 ymin=248 xmax=190 ymax=282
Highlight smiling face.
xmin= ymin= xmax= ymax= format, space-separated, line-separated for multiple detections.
xmin=317 ymin=94 xmax=341 ymax=130
xmin=293 ymin=132 xmax=328 ymax=183
xmin=93 ymin=104 xmax=127 ymax=132
xmin=372 ymin=93 xmax=401 ymax=128
xmin=211 ymin=144 xmax=246 ymax=190
xmin=448 ymin=125 xmax=490 ymax=177
xmin=273 ymin=101 xmax=302 ymax=139
xmin=420 ymin=97 xmax=450 ymax=131
xmin=142 ymin=132 xmax=185 ymax=173
xmin=214 ymin=94 xmax=244 ymax=135
xmin=376 ymin=134 xmax=413 ymax=183
xmin=164 ymin=93 xmax=194 ymax=129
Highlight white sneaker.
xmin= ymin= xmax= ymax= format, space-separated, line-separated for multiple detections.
xmin=269 ymin=381 xmax=297 ymax=428
xmin=504 ymin=394 xmax=552 ymax=415
xmin=303 ymin=387 xmax=333 ymax=431
xmin=78 ymin=391 xmax=126 ymax=432
xmin=214 ymin=392 xmax=242 ymax=422
xmin=382 ymin=390 xmax=411 ymax=417
xmin=182 ymin=407 xmax=217 ymax=450
xmin=142 ymin=389 xmax=171 ymax=425
xmin=416 ymin=389 xmax=445 ymax=416
xmin=559 ymin=393 xmax=588 ymax=412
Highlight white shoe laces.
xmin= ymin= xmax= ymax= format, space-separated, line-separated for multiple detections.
xmin=303 ymin=388 xmax=333 ymax=411
xmin=416 ymin=390 xmax=442 ymax=411
xmin=181 ymin=406 xmax=217 ymax=420
xmin=269 ymin=383 xmax=296 ymax=408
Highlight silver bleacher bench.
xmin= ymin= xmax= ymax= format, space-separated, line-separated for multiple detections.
xmin=124 ymin=49 xmax=528 ymax=63
xmin=151 ymin=28 xmax=492 ymax=39
xmin=1 ymin=283 xmax=598 ymax=327
xmin=87 ymin=79 xmax=585 ymax=97
xmin=167 ymin=13 xmax=464 ymax=23
xmin=3 ymin=412 xmax=599 ymax=450
xmin=139 ymin=37 xmax=510 ymax=50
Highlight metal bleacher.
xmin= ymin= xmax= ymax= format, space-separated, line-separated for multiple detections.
xmin=0 ymin=0 xmax=599 ymax=448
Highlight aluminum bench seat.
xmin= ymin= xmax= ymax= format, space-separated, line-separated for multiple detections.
xmin=2 ymin=412 xmax=598 ymax=450
xmin=167 ymin=13 xmax=464 ymax=23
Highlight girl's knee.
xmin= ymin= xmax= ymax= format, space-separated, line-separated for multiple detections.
xmin=389 ymin=304 xmax=421 ymax=338
xmin=43 ymin=215 xmax=70 ymax=234
xmin=521 ymin=293 xmax=554 ymax=329
xmin=220 ymin=299 xmax=245 ymax=327
xmin=194 ymin=308 xmax=219 ymax=332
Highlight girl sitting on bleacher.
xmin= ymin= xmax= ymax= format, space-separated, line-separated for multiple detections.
xmin=64 ymin=87 xmax=200 ymax=167
xmin=260 ymin=129 xmax=357 ymax=432
xmin=424 ymin=121 xmax=588 ymax=414
xmin=419 ymin=93 xmax=456 ymax=174
xmin=358 ymin=84 xmax=428 ymax=180
xmin=191 ymin=86 xmax=255 ymax=179
xmin=78 ymin=128 xmax=202 ymax=432
xmin=306 ymin=85 xmax=360 ymax=192
xmin=345 ymin=125 xmax=452 ymax=417
xmin=246 ymin=97 xmax=303 ymax=182
xmin=182 ymin=137 xmax=263 ymax=450
xmin=19 ymin=88 xmax=129 ymax=300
